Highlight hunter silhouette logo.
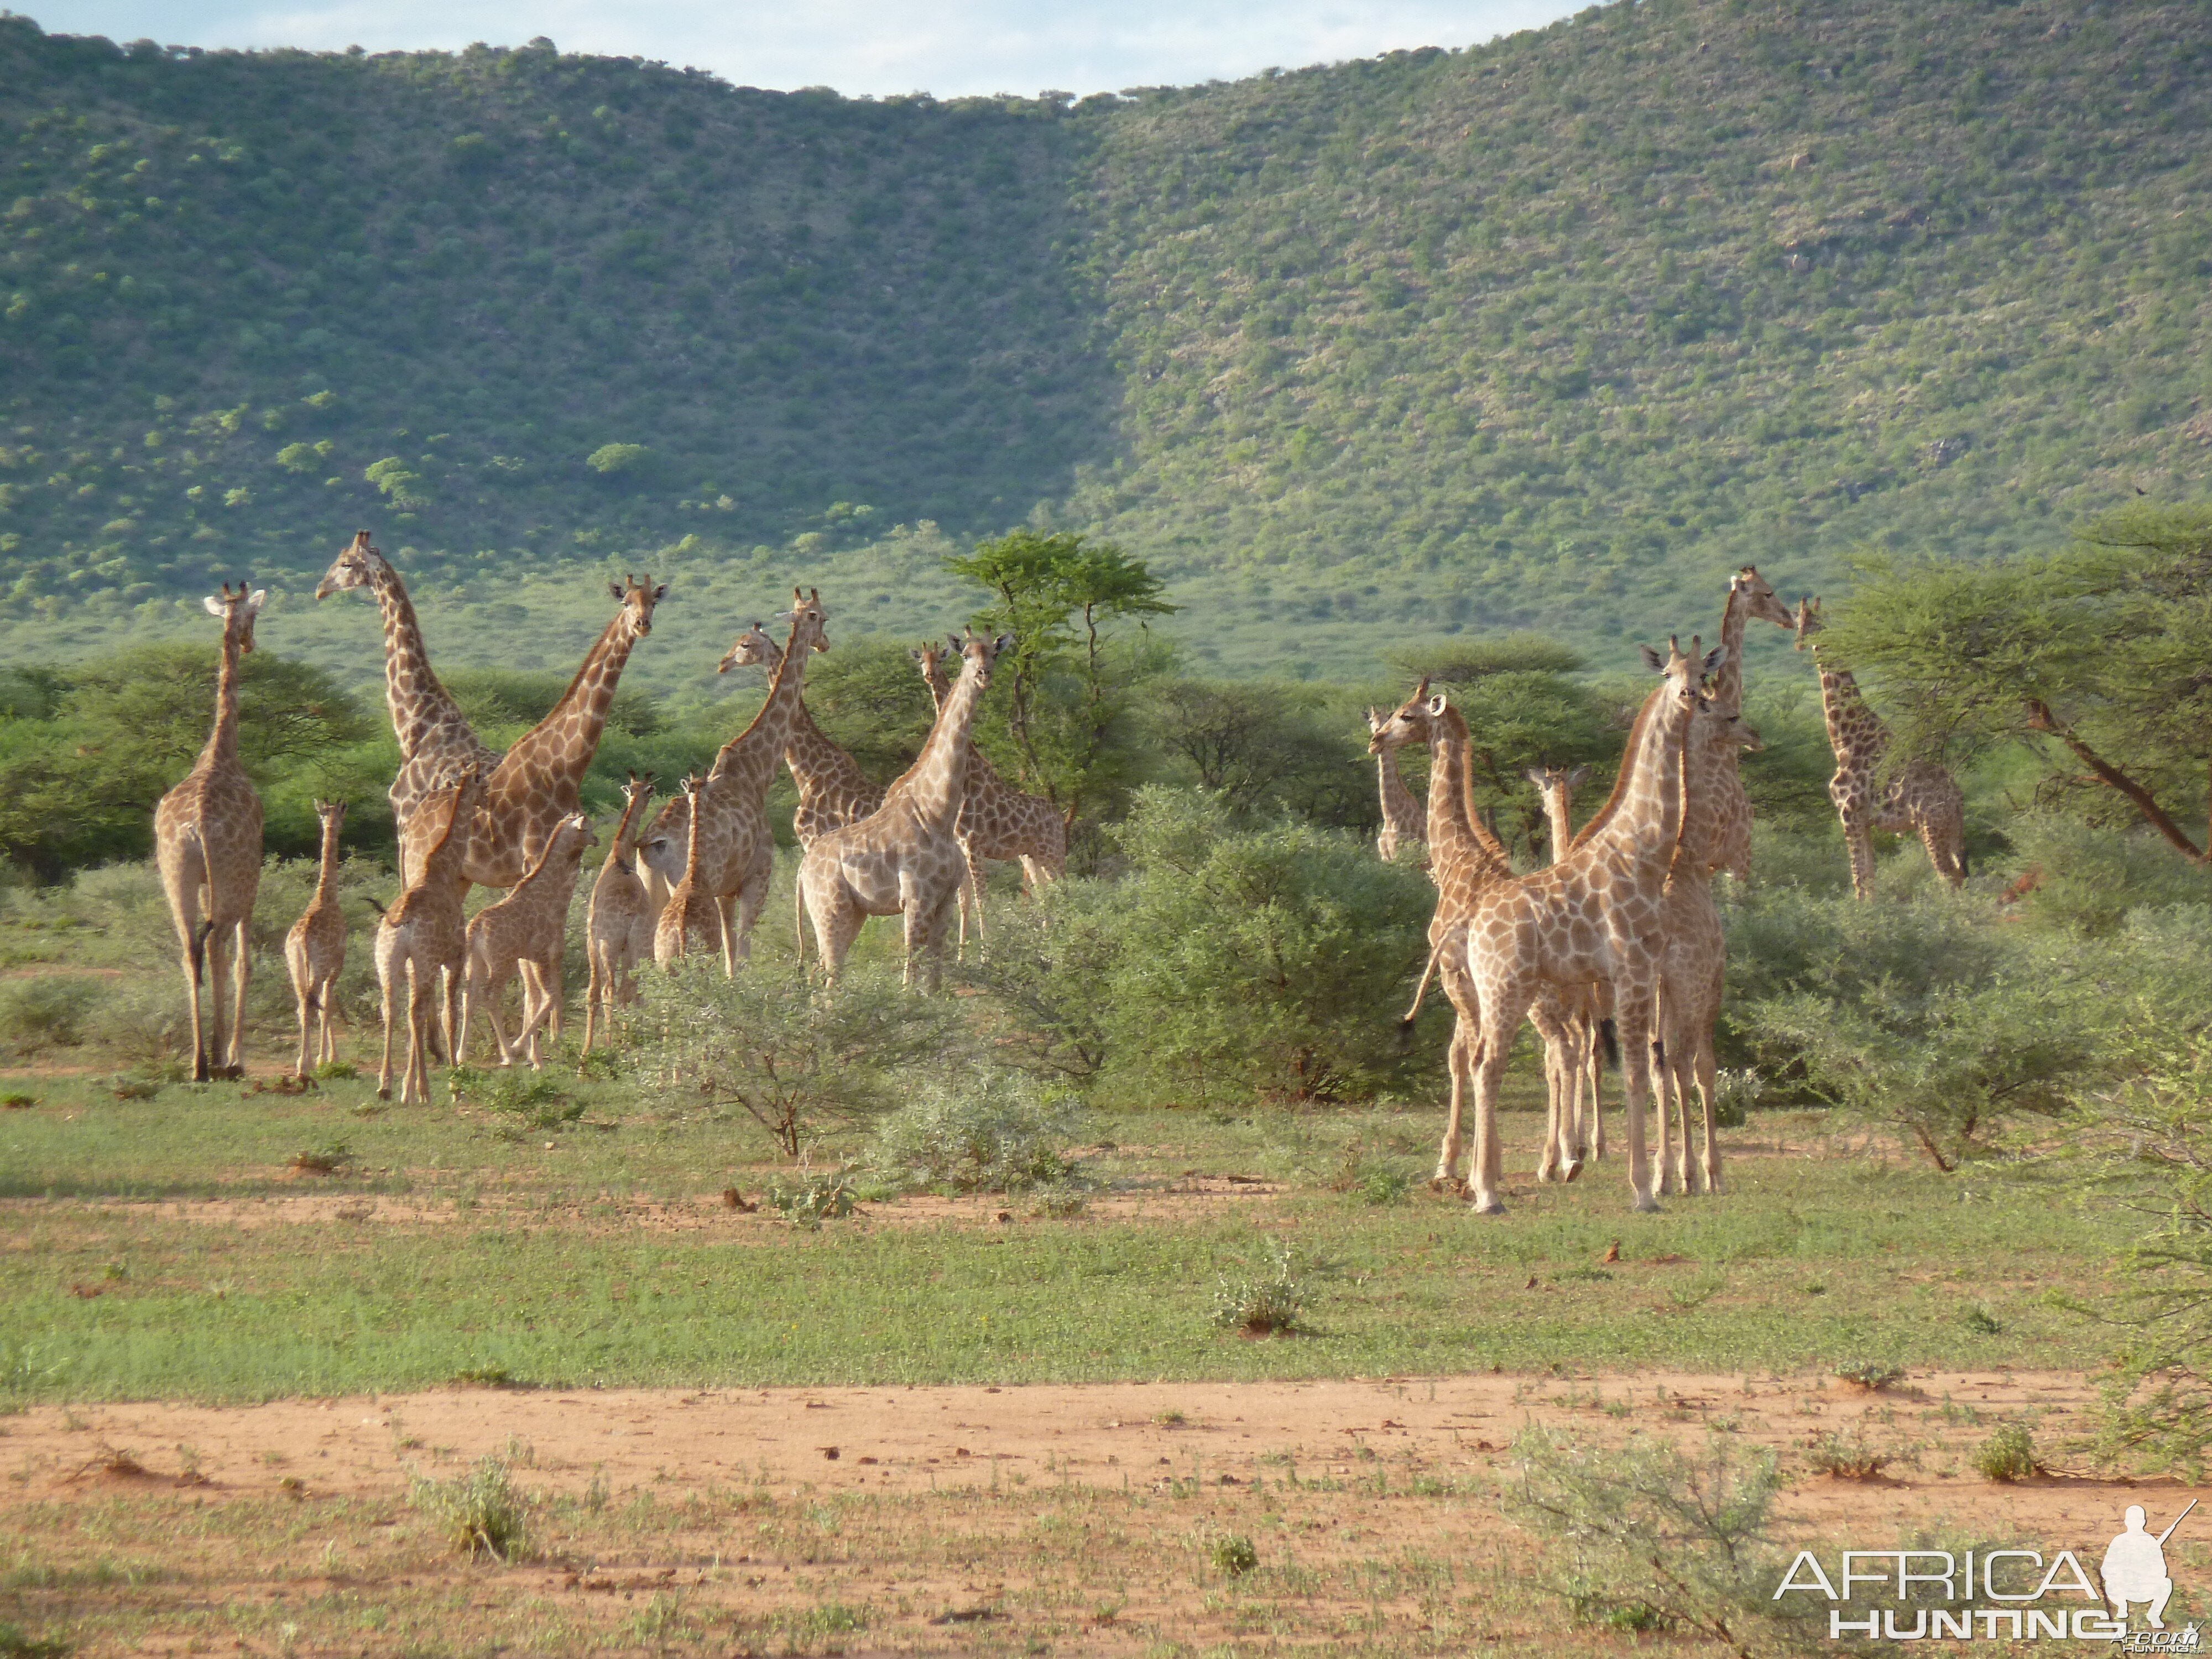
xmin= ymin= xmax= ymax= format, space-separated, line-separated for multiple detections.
xmin=2105 ymin=1501 xmax=2193 ymax=1630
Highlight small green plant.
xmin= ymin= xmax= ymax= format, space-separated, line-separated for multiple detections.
xmin=1963 ymin=1304 xmax=2004 ymax=1335
xmin=1354 ymin=1167 xmax=1410 ymax=1207
xmin=0 ymin=1092 xmax=36 ymax=1110
xmin=408 ymin=1454 xmax=531 ymax=1561
xmin=1710 ymin=1068 xmax=1764 ymax=1128
xmin=288 ymin=1140 xmax=353 ymax=1175
xmin=1211 ymin=1239 xmax=1306 ymax=1336
xmin=1834 ymin=1363 xmax=1905 ymax=1392
xmin=1208 ymin=1532 xmax=1259 ymax=1578
xmin=765 ymin=1171 xmax=860 ymax=1230
xmin=310 ymin=1060 xmax=358 ymax=1081
xmin=0 ymin=1621 xmax=72 ymax=1659
xmin=1026 ymin=1182 xmax=1089 ymax=1218
xmin=1973 ymin=1424 xmax=2043 ymax=1483
xmin=455 ymin=1067 xmax=583 ymax=1133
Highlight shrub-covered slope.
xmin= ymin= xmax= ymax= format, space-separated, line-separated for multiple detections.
xmin=1 ymin=0 xmax=2208 ymax=667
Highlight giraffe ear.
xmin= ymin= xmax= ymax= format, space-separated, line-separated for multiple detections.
xmin=909 ymin=647 xmax=926 ymax=664
xmin=246 ymin=588 xmax=268 ymax=613
xmin=1566 ymin=763 xmax=1592 ymax=787
xmin=202 ymin=595 xmax=225 ymax=617
xmin=1523 ymin=767 xmax=1546 ymax=788
xmin=1426 ymin=693 xmax=1447 ymax=718
xmin=653 ymin=582 xmax=668 ymax=602
xmin=1638 ymin=644 xmax=1665 ymax=673
xmin=608 ymin=581 xmax=624 ymax=601
xmin=994 ymin=632 xmax=1015 ymax=654
xmin=1702 ymin=645 xmax=1724 ymax=675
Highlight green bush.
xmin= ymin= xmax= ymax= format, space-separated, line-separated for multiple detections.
xmin=1211 ymin=1239 xmax=1306 ymax=1336
xmin=409 ymin=1455 xmax=532 ymax=1561
xmin=1973 ymin=1425 xmax=2042 ymax=1483
xmin=0 ymin=974 xmax=98 ymax=1053
xmin=868 ymin=1070 xmax=1084 ymax=1194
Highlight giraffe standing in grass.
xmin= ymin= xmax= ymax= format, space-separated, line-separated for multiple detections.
xmin=915 ymin=640 xmax=1066 ymax=953
xmin=285 ymin=798 xmax=349 ymax=1078
xmin=1525 ymin=764 xmax=1606 ymax=1165
xmin=375 ymin=768 xmax=483 ymax=1105
xmin=154 ymin=582 xmax=267 ymax=1082
xmin=800 ymin=629 xmax=1009 ymax=990
xmin=654 ymin=775 xmax=722 ymax=964
xmin=1796 ymin=597 xmax=1968 ymax=898
xmin=460 ymin=812 xmax=596 ymax=1068
xmin=639 ymin=593 xmax=828 ymax=971
xmin=1366 ymin=706 xmax=1428 ymax=865
xmin=583 ymin=773 xmax=656 ymax=1053
xmin=1457 ymin=639 xmax=1719 ymax=1214
xmin=1375 ymin=685 xmax=1593 ymax=1188
xmin=313 ymin=533 xmax=498 ymax=886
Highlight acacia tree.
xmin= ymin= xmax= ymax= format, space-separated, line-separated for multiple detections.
xmin=1825 ymin=506 xmax=2212 ymax=865
xmin=943 ymin=529 xmax=1175 ymax=824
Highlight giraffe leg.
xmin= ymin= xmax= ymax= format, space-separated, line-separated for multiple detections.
xmin=1918 ymin=813 xmax=1966 ymax=889
xmin=1530 ymin=998 xmax=1579 ymax=1185
xmin=404 ymin=966 xmax=430 ymax=1107
xmin=582 ymin=946 xmax=607 ymax=1056
xmin=1695 ymin=1032 xmax=1723 ymax=1196
xmin=228 ymin=917 xmax=252 ymax=1075
xmin=541 ymin=945 xmax=565 ymax=1044
xmin=1651 ymin=1031 xmax=1676 ymax=1197
xmin=733 ymin=872 xmax=769 ymax=968
xmin=166 ymin=860 xmax=212 ymax=1083
xmin=1839 ymin=806 xmax=1877 ymax=900
xmin=716 ymin=893 xmax=740 ymax=978
xmin=1670 ymin=1036 xmax=1697 ymax=1196
xmin=204 ymin=924 xmax=235 ymax=1081
xmin=1467 ymin=984 xmax=1535 ymax=1217
xmin=377 ymin=952 xmax=398 ymax=1101
xmin=962 ymin=843 xmax=986 ymax=950
xmin=437 ymin=964 xmax=462 ymax=1095
xmin=1618 ymin=972 xmax=1662 ymax=1213
xmin=317 ymin=977 xmax=339 ymax=1068
xmin=1432 ymin=1020 xmax=1472 ymax=1191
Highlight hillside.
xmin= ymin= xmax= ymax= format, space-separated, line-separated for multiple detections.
xmin=2 ymin=1 xmax=2209 ymax=679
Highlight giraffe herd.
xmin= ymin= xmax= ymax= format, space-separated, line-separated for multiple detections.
xmin=147 ymin=538 xmax=1968 ymax=1212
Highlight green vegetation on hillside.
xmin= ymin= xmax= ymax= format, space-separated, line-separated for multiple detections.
xmin=1 ymin=1 xmax=2208 ymax=674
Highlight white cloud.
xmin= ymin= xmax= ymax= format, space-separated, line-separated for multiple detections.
xmin=25 ymin=0 xmax=1576 ymax=96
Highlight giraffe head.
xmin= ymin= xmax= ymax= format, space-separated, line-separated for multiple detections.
xmin=607 ymin=573 xmax=667 ymax=642
xmin=1522 ymin=763 xmax=1592 ymax=798
xmin=547 ymin=810 xmax=598 ymax=860
xmin=202 ymin=581 xmax=267 ymax=654
xmin=910 ymin=637 xmax=952 ymax=702
xmin=1638 ymin=635 xmax=1721 ymax=709
xmin=620 ymin=771 xmax=657 ymax=812
xmin=313 ymin=530 xmax=387 ymax=601
xmin=717 ymin=620 xmax=782 ymax=675
xmin=952 ymin=627 xmax=1011 ymax=691
xmin=1366 ymin=677 xmax=1437 ymax=753
xmin=1730 ymin=565 xmax=1797 ymax=631
xmin=312 ymin=797 xmax=348 ymax=833
xmin=774 ymin=587 xmax=830 ymax=655
xmin=1792 ymin=597 xmax=1824 ymax=651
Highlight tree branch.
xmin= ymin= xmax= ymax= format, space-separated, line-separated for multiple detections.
xmin=2023 ymin=699 xmax=2207 ymax=863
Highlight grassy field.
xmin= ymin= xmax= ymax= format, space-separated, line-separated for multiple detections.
xmin=0 ymin=1055 xmax=2122 ymax=1406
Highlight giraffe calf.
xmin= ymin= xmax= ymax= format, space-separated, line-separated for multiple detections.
xmin=285 ymin=799 xmax=349 ymax=1078
xmin=583 ymin=773 xmax=656 ymax=1053
xmin=375 ymin=769 xmax=482 ymax=1105
xmin=460 ymin=813 xmax=596 ymax=1068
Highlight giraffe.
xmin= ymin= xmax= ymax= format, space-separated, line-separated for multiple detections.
xmin=914 ymin=640 xmax=1067 ymax=953
xmin=1652 ymin=678 xmax=1765 ymax=1197
xmin=312 ymin=533 xmax=500 ymax=886
xmin=374 ymin=767 xmax=483 ymax=1105
xmin=1794 ymin=597 xmax=1968 ymax=898
xmin=1524 ymin=764 xmax=1606 ymax=1165
xmin=154 ymin=582 xmax=268 ymax=1082
xmin=456 ymin=574 xmax=666 ymax=891
xmin=284 ymin=798 xmax=349 ymax=1078
xmin=1457 ymin=638 xmax=1720 ymax=1214
xmin=460 ymin=812 xmax=596 ymax=1068
xmin=799 ymin=628 xmax=1010 ymax=990
xmin=1372 ymin=684 xmax=1593 ymax=1188
xmin=638 ymin=591 xmax=828 ymax=972
xmin=1365 ymin=706 xmax=1428 ymax=864
xmin=714 ymin=621 xmax=885 ymax=955
xmin=582 ymin=773 xmax=657 ymax=1053
xmin=1703 ymin=566 xmax=1798 ymax=881
xmin=654 ymin=774 xmax=722 ymax=964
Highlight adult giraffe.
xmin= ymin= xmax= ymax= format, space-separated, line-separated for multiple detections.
xmin=800 ymin=629 xmax=1010 ymax=989
xmin=1457 ymin=638 xmax=1719 ymax=1214
xmin=154 ymin=582 xmax=267 ymax=1082
xmin=312 ymin=533 xmax=498 ymax=885
xmin=914 ymin=639 xmax=1066 ymax=953
xmin=637 ymin=591 xmax=828 ymax=971
xmin=1795 ymin=597 xmax=1968 ymax=898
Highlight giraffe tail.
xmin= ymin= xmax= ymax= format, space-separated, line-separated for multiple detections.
xmin=1598 ymin=1018 xmax=1620 ymax=1070
xmin=1400 ymin=940 xmax=1443 ymax=1032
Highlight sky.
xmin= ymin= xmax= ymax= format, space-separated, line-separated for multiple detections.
xmin=18 ymin=1 xmax=1578 ymax=98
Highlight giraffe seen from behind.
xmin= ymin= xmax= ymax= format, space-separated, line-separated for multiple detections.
xmin=154 ymin=582 xmax=268 ymax=1082
xmin=1524 ymin=763 xmax=1605 ymax=1167
xmin=583 ymin=773 xmax=657 ymax=1053
xmin=1795 ymin=597 xmax=1968 ymax=898
xmin=375 ymin=768 xmax=483 ymax=1105
xmin=285 ymin=798 xmax=349 ymax=1078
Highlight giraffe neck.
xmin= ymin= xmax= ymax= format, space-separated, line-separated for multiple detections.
xmin=1542 ymin=790 xmax=1574 ymax=865
xmin=367 ymin=564 xmax=472 ymax=762
xmin=1583 ymin=683 xmax=1689 ymax=878
xmin=312 ymin=816 xmax=344 ymax=900
xmin=1425 ymin=711 xmax=1512 ymax=883
xmin=1810 ymin=642 xmax=1887 ymax=761
xmin=1713 ymin=586 xmax=1749 ymax=712
xmin=681 ymin=793 xmax=706 ymax=888
xmin=200 ymin=624 xmax=244 ymax=771
xmin=1376 ymin=749 xmax=1423 ymax=838
xmin=713 ymin=621 xmax=813 ymax=792
xmin=608 ymin=795 xmax=648 ymax=866
xmin=786 ymin=702 xmax=875 ymax=802
xmin=1673 ymin=714 xmax=1738 ymax=876
xmin=898 ymin=658 xmax=984 ymax=827
xmin=420 ymin=779 xmax=483 ymax=890
xmin=505 ymin=612 xmax=639 ymax=787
